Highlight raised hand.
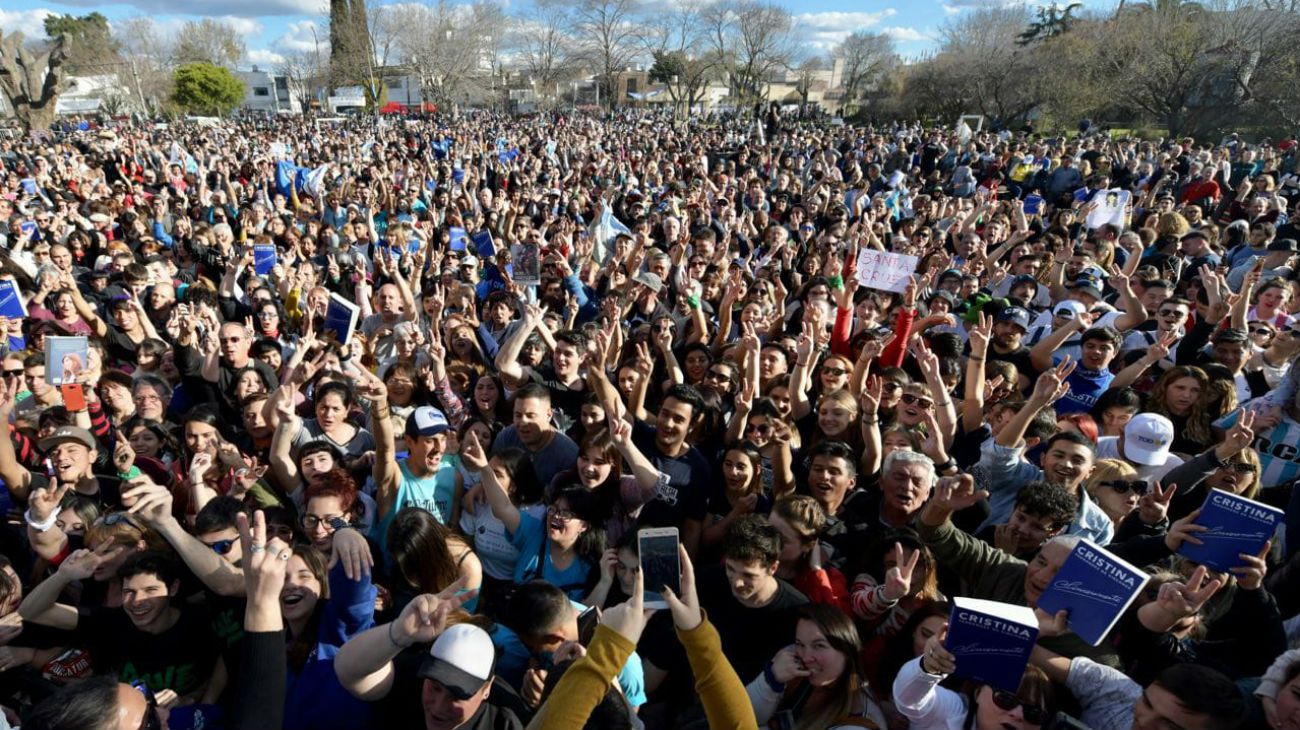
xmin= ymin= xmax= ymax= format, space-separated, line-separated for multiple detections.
xmin=770 ymin=645 xmax=811 ymax=684
xmin=881 ymin=542 xmax=920 ymax=602
xmin=1031 ymin=357 xmax=1075 ymax=404
xmin=932 ymin=474 xmax=989 ymax=513
xmin=57 ymin=545 xmax=120 ymax=581
xmin=861 ymin=375 xmax=884 ymax=419
xmin=1231 ymin=541 xmax=1271 ymax=591
xmin=1220 ymin=409 xmax=1256 ymax=457
xmin=920 ymin=625 xmax=955 ymax=675
xmin=390 ymin=577 xmax=476 ymax=647
xmin=1154 ymin=565 xmax=1224 ymax=620
xmin=460 ymin=430 xmax=489 ymax=471
xmin=1138 ymin=481 xmax=1175 ymax=525
xmin=122 ymin=477 xmax=175 ymax=525
xmin=1163 ymin=508 xmax=1208 ymax=553
xmin=599 ymin=555 xmax=647 ymax=644
xmin=328 ymin=526 xmax=375 ymax=581
xmin=27 ymin=483 xmax=71 ymax=524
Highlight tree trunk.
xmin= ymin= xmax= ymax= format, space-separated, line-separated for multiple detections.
xmin=0 ymin=32 xmax=71 ymax=133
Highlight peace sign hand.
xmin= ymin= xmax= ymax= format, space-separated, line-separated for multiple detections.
xmin=1031 ymin=357 xmax=1075 ymax=405
xmin=1155 ymin=565 xmax=1224 ymax=619
xmin=393 ymin=577 xmax=477 ymax=647
xmin=1138 ymin=481 xmax=1175 ymax=526
xmin=27 ymin=483 xmax=71 ymax=524
xmin=881 ymin=542 xmax=920 ymax=602
xmin=1217 ymin=409 xmax=1256 ymax=460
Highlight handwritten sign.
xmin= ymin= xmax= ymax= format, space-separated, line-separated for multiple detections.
xmin=1086 ymin=189 xmax=1130 ymax=230
xmin=855 ymin=249 xmax=918 ymax=294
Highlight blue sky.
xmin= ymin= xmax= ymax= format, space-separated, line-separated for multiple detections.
xmin=0 ymin=0 xmax=1112 ymax=71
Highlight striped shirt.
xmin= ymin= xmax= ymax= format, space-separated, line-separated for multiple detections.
xmin=1214 ymin=408 xmax=1300 ymax=488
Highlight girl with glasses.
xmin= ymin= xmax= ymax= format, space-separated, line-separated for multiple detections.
xmin=1084 ymin=458 xmax=1144 ymax=528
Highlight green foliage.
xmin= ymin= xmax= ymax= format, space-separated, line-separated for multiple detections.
xmin=171 ymin=63 xmax=245 ymax=116
xmin=43 ymin=12 xmax=120 ymax=74
xmin=649 ymin=51 xmax=687 ymax=85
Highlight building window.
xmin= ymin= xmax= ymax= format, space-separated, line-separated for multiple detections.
xmin=254 ymin=87 xmax=270 ymax=97
xmin=626 ymin=78 xmax=638 ymax=94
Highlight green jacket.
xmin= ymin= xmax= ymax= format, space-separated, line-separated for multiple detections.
xmin=918 ymin=518 xmax=1120 ymax=667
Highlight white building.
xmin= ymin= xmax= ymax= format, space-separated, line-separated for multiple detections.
xmin=238 ymin=69 xmax=300 ymax=114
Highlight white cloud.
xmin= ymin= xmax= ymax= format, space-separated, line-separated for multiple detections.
xmin=0 ymin=8 xmax=58 ymax=41
xmin=882 ymin=26 xmax=934 ymax=42
xmin=941 ymin=4 xmax=965 ymax=13
xmin=218 ymin=15 xmax=264 ymax=37
xmin=47 ymin=0 xmax=321 ymax=18
xmin=247 ymin=48 xmax=285 ymax=66
xmin=794 ymin=9 xmax=899 ymax=49
xmin=270 ymin=20 xmax=325 ymax=54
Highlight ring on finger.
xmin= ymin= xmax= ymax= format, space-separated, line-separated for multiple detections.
xmin=250 ymin=544 xmax=266 ymax=554
xmin=277 ymin=550 xmax=291 ymax=560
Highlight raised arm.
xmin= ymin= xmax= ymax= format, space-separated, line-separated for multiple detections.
xmin=1110 ymin=333 xmax=1175 ymax=391
xmin=1107 ymin=267 xmax=1148 ymax=332
xmin=963 ymin=312 xmax=993 ymax=434
xmin=494 ymin=303 xmax=544 ymax=387
xmin=997 ymin=360 xmax=1074 ymax=448
xmin=368 ymin=379 xmax=401 ymax=521
xmin=460 ymin=431 xmax=520 ymax=533
xmin=19 ymin=548 xmax=107 ymax=629
xmin=1029 ymin=315 xmax=1087 ymax=373
xmin=124 ymin=478 xmax=247 ymax=596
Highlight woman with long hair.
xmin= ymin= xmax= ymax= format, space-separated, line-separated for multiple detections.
xmin=748 ymin=604 xmax=889 ymax=729
xmin=548 ymin=421 xmax=661 ymax=547
xmin=1146 ymin=366 xmax=1213 ymax=456
xmin=850 ymin=530 xmax=943 ymax=638
xmin=456 ymin=445 xmax=544 ymax=618
xmin=702 ymin=440 xmax=771 ymax=555
xmin=385 ymin=506 xmax=481 ymax=613
xmin=893 ymin=626 xmax=1056 ymax=730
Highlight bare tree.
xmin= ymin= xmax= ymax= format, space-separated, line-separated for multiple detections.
xmin=516 ymin=0 xmax=575 ymax=107
xmin=391 ymin=0 xmax=508 ymax=112
xmin=835 ymin=31 xmax=896 ymax=113
xmin=571 ymin=0 xmax=643 ymax=107
xmin=115 ymin=17 xmax=172 ymax=114
xmin=173 ymin=19 xmax=246 ymax=68
xmin=703 ymin=0 xmax=795 ymax=111
xmin=0 ymin=32 xmax=71 ymax=131
xmin=278 ymin=47 xmax=327 ymax=114
xmin=642 ymin=5 xmax=717 ymax=116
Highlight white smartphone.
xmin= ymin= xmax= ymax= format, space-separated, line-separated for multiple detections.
xmin=638 ymin=527 xmax=681 ymax=610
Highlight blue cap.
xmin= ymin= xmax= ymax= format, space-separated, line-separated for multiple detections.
xmin=995 ymin=305 xmax=1031 ymax=331
xmin=405 ymin=406 xmax=450 ymax=438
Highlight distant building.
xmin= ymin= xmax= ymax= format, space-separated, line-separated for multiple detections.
xmin=239 ymin=69 xmax=300 ymax=113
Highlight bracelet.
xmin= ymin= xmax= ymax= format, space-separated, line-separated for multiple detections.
xmin=936 ymin=401 xmax=951 ymax=408
xmin=968 ymin=356 xmax=985 ymax=362
xmin=388 ymin=621 xmax=412 ymax=649
xmin=862 ymin=418 xmax=879 ymax=426
xmin=763 ymin=661 xmax=786 ymax=693
xmin=25 ymin=508 xmax=58 ymax=533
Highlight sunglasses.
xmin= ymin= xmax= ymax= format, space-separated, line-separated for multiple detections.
xmin=2 ymin=369 xmax=22 ymax=378
xmin=1100 ymin=480 xmax=1147 ymax=494
xmin=705 ymin=370 xmax=732 ymax=382
xmin=131 ymin=680 xmax=162 ymax=730
xmin=1223 ymin=462 xmax=1256 ymax=474
xmin=821 ymin=367 xmax=847 ymax=377
xmin=1250 ymin=327 xmax=1275 ymax=336
xmin=301 ymin=514 xmax=343 ymax=530
xmin=97 ymin=512 xmax=145 ymax=531
xmin=1158 ymin=309 xmax=1186 ymax=318
xmin=990 ymin=689 xmax=1048 ymax=725
xmin=745 ymin=422 xmax=771 ymax=435
xmin=881 ymin=381 xmax=904 ymax=392
xmin=901 ymin=393 xmax=935 ymax=410
xmin=205 ymin=539 xmax=236 ymax=555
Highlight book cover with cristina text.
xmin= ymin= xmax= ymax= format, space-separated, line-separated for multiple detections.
xmin=945 ymin=597 xmax=1039 ymax=692
xmin=1037 ymin=540 xmax=1148 ymax=646
xmin=1178 ymin=489 xmax=1283 ymax=572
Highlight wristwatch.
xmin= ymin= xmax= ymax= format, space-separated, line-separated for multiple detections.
xmin=328 ymin=517 xmax=352 ymax=532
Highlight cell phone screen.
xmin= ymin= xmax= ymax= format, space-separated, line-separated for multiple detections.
xmin=639 ymin=532 xmax=681 ymax=606
xmin=577 ymin=606 xmax=599 ymax=645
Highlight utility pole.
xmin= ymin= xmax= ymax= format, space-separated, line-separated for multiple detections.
xmin=129 ymin=58 xmax=149 ymax=116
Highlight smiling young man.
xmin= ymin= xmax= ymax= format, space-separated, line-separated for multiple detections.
xmin=18 ymin=550 xmax=220 ymax=703
xmin=978 ymin=363 xmax=1113 ymax=544
xmin=374 ymin=400 xmax=464 ymax=536
xmin=975 ymin=480 xmax=1078 ymax=560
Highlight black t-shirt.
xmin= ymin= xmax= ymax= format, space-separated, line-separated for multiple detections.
xmin=521 ymin=365 xmax=586 ymax=434
xmin=376 ymin=644 xmax=527 ymax=730
xmin=27 ymin=472 xmax=123 ymax=512
xmin=73 ymin=604 xmax=220 ymax=695
xmin=985 ymin=344 xmax=1037 ymax=393
xmin=102 ymin=324 xmax=143 ymax=365
xmin=630 ymin=420 xmax=709 ymax=529
xmin=639 ymin=564 xmax=808 ymax=690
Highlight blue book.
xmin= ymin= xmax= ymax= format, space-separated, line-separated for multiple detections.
xmin=45 ymin=336 xmax=89 ymax=386
xmin=323 ymin=293 xmax=361 ymax=346
xmin=453 ymin=168 xmax=465 ymax=184
xmin=1023 ymin=194 xmax=1044 ymax=215
xmin=472 ymin=230 xmax=495 ymax=258
xmin=1037 ymin=540 xmax=1147 ymax=646
xmin=253 ymin=244 xmax=277 ymax=276
xmin=449 ymin=226 xmax=469 ymax=252
xmin=0 ymin=279 xmax=27 ymax=319
xmin=945 ymin=597 xmax=1038 ymax=692
xmin=19 ymin=179 xmax=38 ymax=196
xmin=1178 ymin=489 xmax=1283 ymax=572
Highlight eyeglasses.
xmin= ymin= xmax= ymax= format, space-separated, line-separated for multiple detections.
xmin=547 ymin=505 xmax=577 ymax=522
xmin=705 ymin=370 xmax=732 ymax=382
xmin=300 ymin=514 xmax=343 ymax=530
xmin=821 ymin=367 xmax=847 ymax=377
xmin=257 ymin=311 xmax=278 ymax=319
xmin=131 ymin=680 xmax=162 ymax=730
xmin=204 ymin=539 xmax=236 ymax=555
xmin=1158 ymin=309 xmax=1187 ymax=318
xmin=901 ymin=393 xmax=935 ymax=410
xmin=881 ymin=381 xmax=903 ymax=392
xmin=989 ymin=689 xmax=1048 ymax=725
xmin=1100 ymin=480 xmax=1146 ymax=494
xmin=1223 ymin=462 xmax=1256 ymax=474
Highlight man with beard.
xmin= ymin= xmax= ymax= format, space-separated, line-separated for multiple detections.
xmin=982 ymin=305 xmax=1036 ymax=393
xmin=19 ymin=551 xmax=220 ymax=703
xmin=977 ymin=360 xmax=1113 ymax=544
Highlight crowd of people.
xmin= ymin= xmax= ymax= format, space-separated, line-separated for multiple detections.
xmin=0 ymin=106 xmax=1296 ymax=730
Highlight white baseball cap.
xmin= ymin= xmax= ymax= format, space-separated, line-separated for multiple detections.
xmin=417 ymin=623 xmax=495 ymax=700
xmin=1122 ymin=413 xmax=1174 ymax=466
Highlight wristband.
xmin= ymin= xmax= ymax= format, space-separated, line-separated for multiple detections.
xmin=388 ymin=621 xmax=412 ymax=649
xmin=687 ymin=294 xmax=701 ymax=310
xmin=25 ymin=508 xmax=58 ymax=533
xmin=828 ymin=275 xmax=844 ymax=290
xmin=117 ymin=465 xmax=142 ymax=481
xmin=763 ymin=661 xmax=786 ymax=693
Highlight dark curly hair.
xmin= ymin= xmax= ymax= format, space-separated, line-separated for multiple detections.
xmin=1014 ymin=480 xmax=1079 ymax=529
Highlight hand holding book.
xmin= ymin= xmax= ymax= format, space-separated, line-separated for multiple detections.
xmin=1230 ymin=541 xmax=1271 ymax=591
xmin=921 ymin=626 xmax=955 ymax=675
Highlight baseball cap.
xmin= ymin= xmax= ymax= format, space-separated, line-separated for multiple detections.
xmin=1180 ymin=229 xmax=1210 ymax=243
xmin=926 ymin=290 xmax=958 ymax=307
xmin=1054 ymin=301 xmax=1087 ymax=319
xmin=39 ymin=426 xmax=97 ymax=452
xmin=995 ymin=306 xmax=1031 ymax=332
xmin=405 ymin=406 xmax=450 ymax=439
xmin=632 ymin=272 xmax=663 ymax=293
xmin=1121 ymin=413 xmax=1174 ymax=466
xmin=1010 ymin=274 xmax=1040 ymax=291
xmin=417 ymin=624 xmax=496 ymax=700
xmin=1068 ymin=279 xmax=1104 ymax=301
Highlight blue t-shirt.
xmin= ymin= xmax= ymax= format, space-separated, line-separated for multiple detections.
xmin=1055 ymin=356 xmax=1114 ymax=414
xmin=509 ymin=511 xmax=593 ymax=600
xmin=373 ymin=457 xmax=457 ymax=546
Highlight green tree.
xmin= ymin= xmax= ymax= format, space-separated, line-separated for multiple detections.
xmin=43 ymin=12 xmax=120 ymax=74
xmin=1018 ymin=3 xmax=1082 ymax=45
xmin=172 ymin=63 xmax=245 ymax=115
